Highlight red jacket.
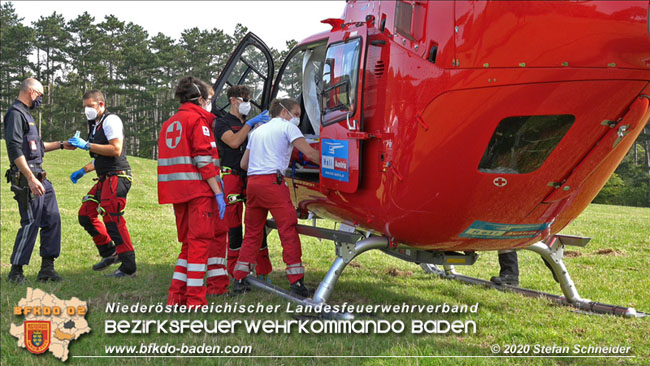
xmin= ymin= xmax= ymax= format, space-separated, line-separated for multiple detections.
xmin=158 ymin=102 xmax=220 ymax=204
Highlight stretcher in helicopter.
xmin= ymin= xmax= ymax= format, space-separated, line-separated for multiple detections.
xmin=210 ymin=0 xmax=650 ymax=318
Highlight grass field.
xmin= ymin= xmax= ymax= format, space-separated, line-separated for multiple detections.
xmin=1 ymin=142 xmax=649 ymax=366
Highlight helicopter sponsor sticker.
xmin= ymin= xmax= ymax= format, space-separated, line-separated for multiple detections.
xmin=321 ymin=139 xmax=349 ymax=182
xmin=459 ymin=221 xmax=550 ymax=239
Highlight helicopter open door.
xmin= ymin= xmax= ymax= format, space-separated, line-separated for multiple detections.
xmin=318 ymin=24 xmax=369 ymax=194
xmin=211 ymin=33 xmax=274 ymax=119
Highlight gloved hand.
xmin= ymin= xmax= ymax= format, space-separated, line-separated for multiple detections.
xmin=68 ymin=131 xmax=90 ymax=150
xmin=215 ymin=193 xmax=226 ymax=219
xmin=245 ymin=110 xmax=270 ymax=128
xmin=70 ymin=168 xmax=86 ymax=184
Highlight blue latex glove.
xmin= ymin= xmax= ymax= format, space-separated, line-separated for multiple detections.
xmin=70 ymin=168 xmax=86 ymax=184
xmin=245 ymin=110 xmax=270 ymax=128
xmin=215 ymin=193 xmax=226 ymax=219
xmin=68 ymin=131 xmax=90 ymax=150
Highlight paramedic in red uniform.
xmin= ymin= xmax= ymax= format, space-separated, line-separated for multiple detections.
xmin=157 ymin=77 xmax=229 ymax=306
xmin=232 ymin=98 xmax=320 ymax=297
xmin=68 ymin=89 xmax=136 ymax=277
xmin=213 ymin=85 xmax=273 ymax=282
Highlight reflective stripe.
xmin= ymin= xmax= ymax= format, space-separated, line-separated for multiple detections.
xmin=176 ymin=259 xmax=188 ymax=268
xmin=286 ymin=267 xmax=305 ymax=275
xmin=158 ymin=172 xmax=202 ymax=182
xmin=213 ymin=158 xmax=221 ymax=167
xmin=187 ymin=278 xmax=203 ymax=287
xmin=287 ymin=263 xmax=303 ymax=268
xmin=207 ymin=257 xmax=226 ymax=266
xmin=206 ymin=269 xmax=228 ymax=278
xmin=234 ymin=263 xmax=250 ymax=273
xmin=193 ymin=156 xmax=213 ymax=168
xmin=172 ymin=272 xmax=187 ymax=282
xmin=187 ymin=263 xmax=206 ymax=272
xmin=159 ymin=156 xmax=193 ymax=166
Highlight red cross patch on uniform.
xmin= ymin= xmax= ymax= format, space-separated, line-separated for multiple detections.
xmin=30 ymin=140 xmax=37 ymax=151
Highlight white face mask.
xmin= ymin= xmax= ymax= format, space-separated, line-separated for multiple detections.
xmin=281 ymin=105 xmax=300 ymax=126
xmin=85 ymin=106 xmax=98 ymax=120
xmin=238 ymin=101 xmax=251 ymax=116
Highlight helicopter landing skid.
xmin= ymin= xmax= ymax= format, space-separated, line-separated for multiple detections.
xmin=421 ymin=238 xmax=646 ymax=318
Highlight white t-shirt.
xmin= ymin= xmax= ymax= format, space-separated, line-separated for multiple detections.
xmin=93 ymin=114 xmax=124 ymax=141
xmin=246 ymin=117 xmax=304 ymax=176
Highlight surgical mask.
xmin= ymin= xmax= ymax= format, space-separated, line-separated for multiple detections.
xmin=238 ymin=101 xmax=251 ymax=116
xmin=202 ymin=103 xmax=211 ymax=112
xmin=30 ymin=95 xmax=42 ymax=110
xmin=85 ymin=106 xmax=98 ymax=120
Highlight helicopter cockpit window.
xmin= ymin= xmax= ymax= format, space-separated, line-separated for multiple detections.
xmin=321 ymin=38 xmax=362 ymax=126
xmin=213 ymin=45 xmax=269 ymax=119
xmin=479 ymin=115 xmax=575 ymax=174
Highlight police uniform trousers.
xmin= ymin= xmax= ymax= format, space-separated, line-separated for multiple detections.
xmin=233 ymin=174 xmax=304 ymax=284
xmin=222 ymin=172 xmax=272 ymax=278
xmin=10 ymin=178 xmax=61 ymax=265
xmin=169 ymin=196 xmax=229 ymax=306
xmin=78 ymin=175 xmax=133 ymax=256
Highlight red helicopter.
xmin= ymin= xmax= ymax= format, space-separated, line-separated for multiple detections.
xmin=211 ymin=0 xmax=650 ymax=318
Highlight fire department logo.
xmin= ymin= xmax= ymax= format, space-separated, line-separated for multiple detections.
xmin=25 ymin=321 xmax=51 ymax=354
xmin=166 ymin=120 xmax=183 ymax=149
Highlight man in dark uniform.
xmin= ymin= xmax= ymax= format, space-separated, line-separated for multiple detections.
xmin=213 ymin=85 xmax=271 ymax=286
xmin=4 ymin=78 xmax=70 ymax=284
xmin=68 ymin=89 xmax=136 ymax=278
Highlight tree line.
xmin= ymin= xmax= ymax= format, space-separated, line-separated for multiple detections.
xmin=1 ymin=2 xmax=648 ymax=207
xmin=0 ymin=2 xmax=294 ymax=159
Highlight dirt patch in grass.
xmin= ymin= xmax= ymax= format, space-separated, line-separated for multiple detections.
xmin=564 ymin=251 xmax=582 ymax=257
xmin=348 ymin=262 xmax=363 ymax=268
xmin=594 ymin=248 xmax=624 ymax=256
xmin=387 ymin=268 xmax=413 ymax=277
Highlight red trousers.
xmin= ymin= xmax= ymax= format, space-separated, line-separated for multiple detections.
xmin=233 ymin=174 xmax=304 ymax=283
xmin=78 ymin=175 xmax=133 ymax=254
xmin=168 ymin=196 xmax=228 ymax=306
xmin=222 ymin=172 xmax=272 ymax=276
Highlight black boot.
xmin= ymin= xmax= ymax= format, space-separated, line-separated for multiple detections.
xmin=92 ymin=251 xmax=121 ymax=271
xmin=232 ymin=278 xmax=251 ymax=295
xmin=289 ymin=278 xmax=314 ymax=298
xmin=37 ymin=257 xmax=63 ymax=282
xmin=105 ymin=251 xmax=136 ymax=278
xmin=8 ymin=265 xmax=26 ymax=284
xmin=491 ymin=251 xmax=519 ymax=286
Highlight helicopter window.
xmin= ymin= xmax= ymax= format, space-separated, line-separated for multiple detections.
xmin=478 ymin=115 xmax=575 ymax=174
xmin=213 ymin=45 xmax=269 ymax=119
xmin=321 ymin=38 xmax=362 ymax=126
xmin=275 ymin=50 xmax=304 ymax=100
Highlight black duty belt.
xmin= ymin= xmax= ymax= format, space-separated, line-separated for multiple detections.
xmin=97 ymin=170 xmax=132 ymax=181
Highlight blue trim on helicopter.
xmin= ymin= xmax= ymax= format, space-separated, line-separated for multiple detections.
xmin=459 ymin=221 xmax=550 ymax=239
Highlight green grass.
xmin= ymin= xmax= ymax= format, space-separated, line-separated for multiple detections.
xmin=1 ymin=141 xmax=649 ymax=366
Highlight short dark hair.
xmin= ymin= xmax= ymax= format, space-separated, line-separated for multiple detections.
xmin=269 ymin=98 xmax=299 ymax=118
xmin=227 ymin=85 xmax=251 ymax=99
xmin=83 ymin=89 xmax=105 ymax=104
xmin=174 ymin=76 xmax=211 ymax=104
